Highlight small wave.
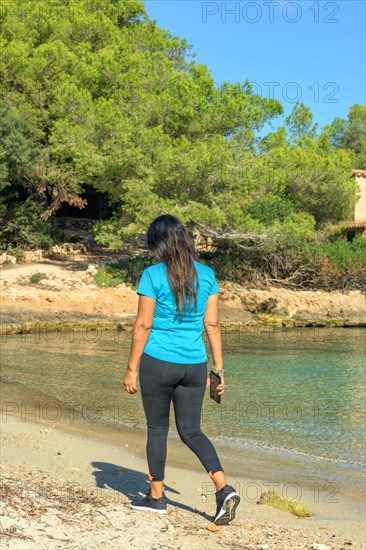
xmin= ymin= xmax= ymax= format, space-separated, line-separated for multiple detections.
xmin=207 ymin=433 xmax=366 ymax=468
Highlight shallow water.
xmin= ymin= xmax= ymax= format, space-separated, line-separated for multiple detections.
xmin=2 ymin=326 xmax=365 ymax=503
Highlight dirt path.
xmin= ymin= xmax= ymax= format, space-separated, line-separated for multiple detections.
xmin=0 ymin=252 xmax=139 ymax=327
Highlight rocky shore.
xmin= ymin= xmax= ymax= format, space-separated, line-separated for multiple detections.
xmin=0 ymin=253 xmax=365 ymax=334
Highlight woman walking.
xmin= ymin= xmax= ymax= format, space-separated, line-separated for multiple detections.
xmin=123 ymin=214 xmax=240 ymax=524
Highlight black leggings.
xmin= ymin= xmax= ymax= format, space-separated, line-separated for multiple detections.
xmin=139 ymin=352 xmax=224 ymax=482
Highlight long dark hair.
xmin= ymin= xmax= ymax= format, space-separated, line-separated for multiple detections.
xmin=146 ymin=215 xmax=199 ymax=319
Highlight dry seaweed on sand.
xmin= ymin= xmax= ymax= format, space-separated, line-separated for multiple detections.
xmin=0 ymin=464 xmax=116 ymax=522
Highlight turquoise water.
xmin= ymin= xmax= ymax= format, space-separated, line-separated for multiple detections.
xmin=2 ymin=326 xmax=365 ymax=501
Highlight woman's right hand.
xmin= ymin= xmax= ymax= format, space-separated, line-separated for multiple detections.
xmin=123 ymin=368 xmax=138 ymax=394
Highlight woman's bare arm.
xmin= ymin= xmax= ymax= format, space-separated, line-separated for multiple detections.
xmin=203 ymin=293 xmax=223 ymax=369
xmin=127 ymin=295 xmax=155 ymax=372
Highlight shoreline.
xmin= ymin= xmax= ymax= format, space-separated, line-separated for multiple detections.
xmin=4 ymin=380 xmax=365 ymax=506
xmin=2 ymin=326 xmax=365 ymax=510
xmin=1 ymin=412 xmax=366 ymax=549
xmin=0 ymin=381 xmax=365 ymax=513
xmin=2 ymin=376 xmax=365 ymax=502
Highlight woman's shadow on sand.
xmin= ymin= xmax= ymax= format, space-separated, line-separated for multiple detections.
xmin=91 ymin=461 xmax=213 ymax=521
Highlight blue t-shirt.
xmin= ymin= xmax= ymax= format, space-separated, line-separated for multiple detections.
xmin=136 ymin=260 xmax=220 ymax=364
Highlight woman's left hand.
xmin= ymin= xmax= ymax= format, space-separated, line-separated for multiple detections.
xmin=123 ymin=369 xmax=138 ymax=394
xmin=217 ymin=373 xmax=225 ymax=395
xmin=206 ymin=373 xmax=225 ymax=395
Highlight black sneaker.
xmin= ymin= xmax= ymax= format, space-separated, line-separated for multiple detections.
xmin=213 ymin=484 xmax=240 ymax=525
xmin=143 ymin=488 xmax=167 ymax=500
xmin=130 ymin=490 xmax=167 ymax=514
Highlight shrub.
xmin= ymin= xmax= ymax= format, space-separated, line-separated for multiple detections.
xmin=94 ymin=256 xmax=157 ymax=288
xmin=202 ymin=232 xmax=366 ymax=291
xmin=312 ymin=234 xmax=366 ymax=272
xmin=0 ymin=196 xmax=57 ymax=250
xmin=29 ymin=272 xmax=48 ymax=285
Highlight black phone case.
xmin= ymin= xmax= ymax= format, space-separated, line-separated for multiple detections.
xmin=209 ymin=370 xmax=221 ymax=404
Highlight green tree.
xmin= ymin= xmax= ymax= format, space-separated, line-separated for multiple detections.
xmin=0 ymin=101 xmax=55 ymax=247
xmin=284 ymin=102 xmax=318 ymax=143
xmin=0 ymin=0 xmax=361 ymax=285
xmin=323 ymin=104 xmax=366 ymax=169
xmin=1 ymin=0 xmax=284 ymax=245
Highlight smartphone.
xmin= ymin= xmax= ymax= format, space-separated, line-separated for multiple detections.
xmin=209 ymin=370 xmax=221 ymax=404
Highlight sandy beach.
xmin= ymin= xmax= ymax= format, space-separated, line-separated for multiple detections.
xmin=1 ymin=405 xmax=365 ymax=550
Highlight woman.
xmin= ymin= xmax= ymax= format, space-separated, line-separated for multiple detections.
xmin=123 ymin=214 xmax=240 ymax=525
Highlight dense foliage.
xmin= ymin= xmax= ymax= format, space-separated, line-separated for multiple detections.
xmin=1 ymin=0 xmax=365 ymax=289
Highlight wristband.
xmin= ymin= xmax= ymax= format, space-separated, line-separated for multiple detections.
xmin=212 ymin=367 xmax=224 ymax=376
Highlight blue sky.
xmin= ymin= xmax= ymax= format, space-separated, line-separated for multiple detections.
xmin=143 ymin=0 xmax=365 ymax=133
